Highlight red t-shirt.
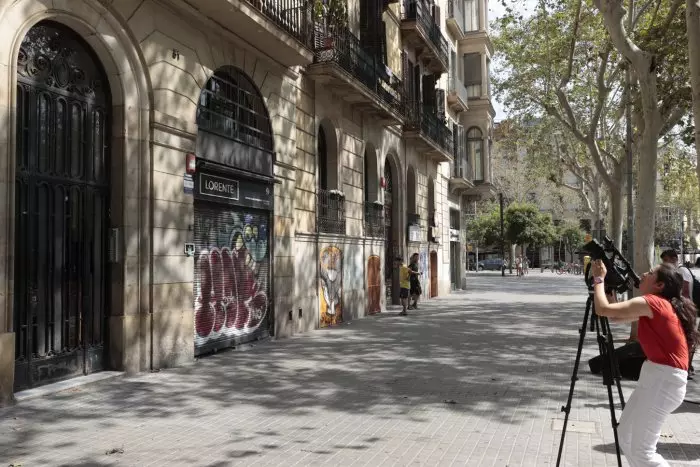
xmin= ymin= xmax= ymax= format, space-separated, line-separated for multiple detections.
xmin=639 ymin=294 xmax=689 ymax=371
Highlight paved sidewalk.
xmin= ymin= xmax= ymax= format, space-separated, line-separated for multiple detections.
xmin=1 ymin=272 xmax=699 ymax=466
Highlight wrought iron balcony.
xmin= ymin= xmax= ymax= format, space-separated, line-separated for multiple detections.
xmin=364 ymin=201 xmax=386 ymax=238
xmin=447 ymin=74 xmax=468 ymax=113
xmin=403 ymin=103 xmax=454 ymax=162
xmin=446 ymin=0 xmax=465 ymax=38
xmin=251 ymin=0 xmax=314 ymax=46
xmin=317 ymin=188 xmax=346 ymax=235
xmin=307 ymin=26 xmax=407 ymax=126
xmin=180 ymin=0 xmax=314 ymax=66
xmin=400 ymin=0 xmax=450 ymax=74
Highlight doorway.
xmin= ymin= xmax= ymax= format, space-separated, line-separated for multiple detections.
xmin=13 ymin=21 xmax=111 ymax=391
xmin=430 ymin=250 xmax=438 ymax=298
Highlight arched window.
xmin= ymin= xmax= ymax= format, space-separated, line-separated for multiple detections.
xmin=197 ymin=67 xmax=273 ymax=152
xmin=467 ymin=127 xmax=484 ymax=181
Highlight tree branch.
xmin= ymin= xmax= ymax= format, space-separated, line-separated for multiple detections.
xmin=658 ymin=0 xmax=684 ymax=36
xmin=560 ymin=0 xmax=584 ymax=89
xmin=589 ymin=46 xmax=612 ymax=137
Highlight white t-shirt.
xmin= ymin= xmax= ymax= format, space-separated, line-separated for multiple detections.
xmin=680 ymin=266 xmax=694 ymax=298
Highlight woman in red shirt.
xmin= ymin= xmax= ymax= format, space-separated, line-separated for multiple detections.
xmin=591 ymin=261 xmax=699 ymax=467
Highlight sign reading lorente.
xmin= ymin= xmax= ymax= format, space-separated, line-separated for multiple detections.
xmin=199 ymin=173 xmax=239 ymax=200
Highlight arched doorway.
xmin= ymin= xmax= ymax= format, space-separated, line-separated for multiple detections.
xmin=430 ymin=250 xmax=439 ymax=297
xmin=13 ymin=21 xmax=112 ymax=391
xmin=383 ymin=156 xmax=400 ymax=304
xmin=193 ymin=67 xmax=274 ymax=356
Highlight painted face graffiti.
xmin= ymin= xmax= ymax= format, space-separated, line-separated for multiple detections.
xmin=319 ymin=246 xmax=343 ymax=327
xmin=194 ymin=211 xmax=268 ymax=341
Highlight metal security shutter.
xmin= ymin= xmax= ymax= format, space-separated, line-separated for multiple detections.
xmin=193 ymin=202 xmax=271 ymax=355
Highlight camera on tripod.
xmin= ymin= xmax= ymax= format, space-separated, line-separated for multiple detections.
xmin=580 ymin=236 xmax=640 ymax=294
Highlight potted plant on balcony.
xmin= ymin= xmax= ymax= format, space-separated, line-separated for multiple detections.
xmin=313 ymin=0 xmax=348 ymax=47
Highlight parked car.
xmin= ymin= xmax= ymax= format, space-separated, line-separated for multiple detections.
xmin=477 ymin=258 xmax=506 ymax=271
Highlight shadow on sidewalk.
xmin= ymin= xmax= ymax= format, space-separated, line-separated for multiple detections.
xmin=1 ymin=273 xmax=601 ymax=462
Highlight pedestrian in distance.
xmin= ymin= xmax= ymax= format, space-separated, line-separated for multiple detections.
xmin=408 ymin=253 xmax=422 ymax=310
xmin=591 ymin=260 xmax=698 ymax=467
xmin=396 ymin=256 xmax=411 ymax=316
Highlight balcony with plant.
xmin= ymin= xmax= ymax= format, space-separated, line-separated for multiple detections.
xmin=306 ymin=0 xmax=407 ymax=125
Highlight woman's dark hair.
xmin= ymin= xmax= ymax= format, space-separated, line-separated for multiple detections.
xmin=655 ymin=263 xmax=699 ymax=351
xmin=695 ymin=257 xmax=700 ymax=268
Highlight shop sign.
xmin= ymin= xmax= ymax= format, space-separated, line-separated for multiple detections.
xmin=199 ymin=173 xmax=239 ymax=201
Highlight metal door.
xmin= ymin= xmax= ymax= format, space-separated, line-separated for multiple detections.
xmin=13 ymin=21 xmax=111 ymax=391
xmin=367 ymin=255 xmax=381 ymax=314
xmin=193 ymin=203 xmax=271 ymax=355
xmin=430 ymin=250 xmax=438 ymax=297
xmin=383 ymin=163 xmax=396 ymax=304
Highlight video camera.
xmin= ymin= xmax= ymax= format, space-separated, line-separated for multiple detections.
xmin=581 ymin=236 xmax=640 ymax=294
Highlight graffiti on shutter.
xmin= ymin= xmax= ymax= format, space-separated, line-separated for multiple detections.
xmin=194 ymin=205 xmax=270 ymax=353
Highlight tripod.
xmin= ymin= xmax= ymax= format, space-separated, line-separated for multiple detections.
xmin=556 ymin=292 xmax=627 ymax=467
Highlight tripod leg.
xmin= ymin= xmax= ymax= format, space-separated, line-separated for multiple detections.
xmin=556 ymin=295 xmax=593 ymax=467
xmin=595 ymin=313 xmax=625 ymax=467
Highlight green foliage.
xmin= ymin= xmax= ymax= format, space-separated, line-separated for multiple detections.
xmin=467 ymin=208 xmax=503 ymax=247
xmin=558 ymin=221 xmax=586 ymax=256
xmin=658 ymin=144 xmax=700 ymax=221
xmin=313 ymin=0 xmax=348 ymax=28
xmin=505 ymin=202 xmax=558 ymax=247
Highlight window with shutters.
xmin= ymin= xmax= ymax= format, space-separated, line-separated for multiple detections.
xmin=422 ymin=74 xmax=437 ymax=111
xmin=467 ymin=127 xmax=484 ymax=181
xmin=464 ymin=0 xmax=480 ymax=31
xmin=463 ymin=53 xmax=482 ymax=98
xmin=436 ymin=89 xmax=446 ymax=122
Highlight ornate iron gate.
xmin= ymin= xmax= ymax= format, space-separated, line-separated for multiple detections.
xmin=193 ymin=203 xmax=271 ymax=355
xmin=13 ymin=22 xmax=111 ymax=391
xmin=384 ymin=163 xmax=394 ymax=304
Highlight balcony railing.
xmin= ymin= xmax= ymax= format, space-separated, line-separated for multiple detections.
xmin=406 ymin=103 xmax=453 ymax=155
xmin=317 ymin=188 xmax=346 ymax=234
xmin=402 ymin=0 xmax=450 ymax=69
xmin=313 ymin=26 xmax=406 ymax=118
xmin=447 ymin=0 xmax=465 ymax=36
xmin=249 ymin=0 xmax=314 ymax=49
xmin=364 ymin=202 xmax=385 ymax=237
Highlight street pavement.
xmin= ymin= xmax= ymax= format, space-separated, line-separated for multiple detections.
xmin=1 ymin=271 xmax=699 ymax=466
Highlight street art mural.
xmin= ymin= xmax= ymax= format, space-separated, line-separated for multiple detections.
xmin=367 ymin=255 xmax=381 ymax=314
xmin=419 ymin=250 xmax=429 ymax=298
xmin=319 ymin=245 xmax=343 ymax=327
xmin=194 ymin=210 xmax=269 ymax=348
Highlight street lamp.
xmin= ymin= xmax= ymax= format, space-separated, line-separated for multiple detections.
xmin=499 ymin=192 xmax=505 ymax=277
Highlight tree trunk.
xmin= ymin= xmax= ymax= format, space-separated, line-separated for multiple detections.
xmin=594 ymin=181 xmax=602 ymax=234
xmin=634 ymin=126 xmax=659 ymax=277
xmin=609 ymin=182 xmax=624 ymax=250
xmin=688 ymin=0 xmax=700 ymax=194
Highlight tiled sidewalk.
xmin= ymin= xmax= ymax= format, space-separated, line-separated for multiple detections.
xmin=1 ymin=272 xmax=699 ymax=466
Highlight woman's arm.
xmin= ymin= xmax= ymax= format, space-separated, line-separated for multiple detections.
xmin=593 ymin=283 xmax=652 ymax=320
xmin=590 ymin=259 xmax=652 ymax=321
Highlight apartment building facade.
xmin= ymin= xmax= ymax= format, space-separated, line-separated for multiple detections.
xmin=0 ymin=0 xmax=493 ymax=403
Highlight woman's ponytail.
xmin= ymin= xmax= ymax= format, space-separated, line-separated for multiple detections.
xmin=656 ymin=264 xmax=699 ymax=352
xmin=670 ymin=296 xmax=699 ymax=351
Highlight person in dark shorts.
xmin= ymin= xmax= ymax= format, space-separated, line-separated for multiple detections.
xmin=397 ymin=256 xmax=410 ymax=315
xmin=408 ymin=253 xmax=422 ymax=310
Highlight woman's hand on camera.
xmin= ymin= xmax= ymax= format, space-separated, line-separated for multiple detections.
xmin=591 ymin=259 xmax=607 ymax=279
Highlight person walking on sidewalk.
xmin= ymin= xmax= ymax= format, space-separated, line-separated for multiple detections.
xmin=591 ymin=260 xmax=698 ymax=467
xmin=408 ymin=253 xmax=422 ymax=310
xmin=397 ymin=256 xmax=411 ymax=316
